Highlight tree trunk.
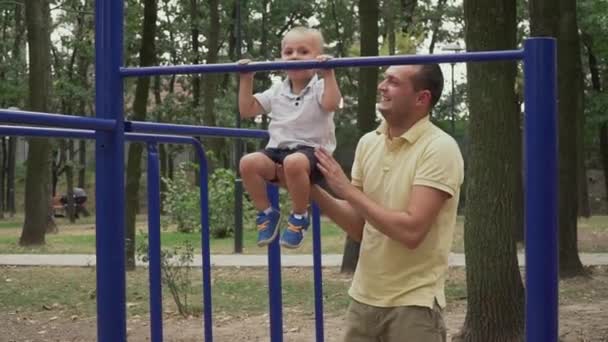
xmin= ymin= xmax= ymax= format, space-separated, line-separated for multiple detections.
xmin=583 ymin=35 xmax=607 ymax=212
xmin=530 ymin=0 xmax=587 ymax=277
xmin=125 ymin=0 xmax=158 ymax=270
xmin=427 ymin=0 xmax=448 ymax=54
xmin=455 ymin=0 xmax=524 ymax=341
xmin=7 ymin=136 xmax=16 ymax=216
xmin=0 ymin=138 xmax=5 ymax=218
xmin=20 ymin=0 xmax=54 ymax=245
xmin=65 ymin=140 xmax=76 ymax=223
xmin=341 ymin=0 xmax=380 ymax=274
xmin=202 ymin=0 xmax=225 ymax=168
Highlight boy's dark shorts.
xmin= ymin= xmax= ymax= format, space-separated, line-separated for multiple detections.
xmin=261 ymin=145 xmax=324 ymax=184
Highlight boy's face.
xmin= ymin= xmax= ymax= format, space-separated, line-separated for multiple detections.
xmin=281 ymin=33 xmax=320 ymax=82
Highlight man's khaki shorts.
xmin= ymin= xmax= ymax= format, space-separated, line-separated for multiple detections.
xmin=341 ymin=299 xmax=447 ymax=342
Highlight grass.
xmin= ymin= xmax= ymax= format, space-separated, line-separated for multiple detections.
xmin=0 ymin=215 xmax=607 ymax=254
xmin=0 ymin=266 xmax=473 ymax=319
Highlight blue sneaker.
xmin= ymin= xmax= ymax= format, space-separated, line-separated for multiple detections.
xmin=280 ymin=214 xmax=309 ymax=249
xmin=256 ymin=209 xmax=281 ymax=247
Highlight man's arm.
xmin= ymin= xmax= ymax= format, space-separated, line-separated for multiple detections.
xmin=315 ymin=147 xmax=450 ymax=249
xmin=311 ymin=185 xmax=365 ymax=242
xmin=339 ymin=184 xmax=449 ymax=249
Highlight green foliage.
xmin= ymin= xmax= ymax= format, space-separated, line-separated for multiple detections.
xmin=163 ymin=163 xmax=256 ymax=238
xmin=163 ymin=164 xmax=200 ymax=233
xmin=137 ymin=237 xmax=197 ymax=317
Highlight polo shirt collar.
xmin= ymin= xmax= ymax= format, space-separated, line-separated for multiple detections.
xmin=280 ymin=74 xmax=318 ymax=98
xmin=375 ymin=115 xmax=432 ymax=144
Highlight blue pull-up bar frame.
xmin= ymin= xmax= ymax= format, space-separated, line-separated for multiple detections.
xmin=0 ymin=0 xmax=557 ymax=341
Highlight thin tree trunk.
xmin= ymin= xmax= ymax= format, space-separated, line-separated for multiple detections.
xmin=65 ymin=140 xmax=76 ymax=222
xmin=202 ymin=0 xmax=224 ymax=168
xmin=125 ymin=0 xmax=158 ymax=270
xmin=557 ymin=0 xmax=586 ymax=277
xmin=7 ymin=136 xmax=16 ymax=216
xmin=583 ymin=34 xmax=607 ymax=212
xmin=342 ymin=0 xmax=380 ymax=274
xmin=455 ymin=0 xmax=524 ymax=340
xmin=20 ymin=0 xmax=54 ymax=245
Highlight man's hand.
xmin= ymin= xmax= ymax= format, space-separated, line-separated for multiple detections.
xmin=314 ymin=147 xmax=353 ymax=199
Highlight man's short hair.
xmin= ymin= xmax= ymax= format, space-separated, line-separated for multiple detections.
xmin=411 ymin=64 xmax=444 ymax=108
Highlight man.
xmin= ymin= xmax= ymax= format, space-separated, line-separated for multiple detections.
xmin=313 ymin=64 xmax=464 ymax=341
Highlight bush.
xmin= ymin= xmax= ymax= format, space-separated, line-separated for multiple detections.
xmin=163 ymin=163 xmax=256 ymax=238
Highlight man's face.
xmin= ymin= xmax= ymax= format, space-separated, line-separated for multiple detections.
xmin=377 ymin=65 xmax=430 ymax=121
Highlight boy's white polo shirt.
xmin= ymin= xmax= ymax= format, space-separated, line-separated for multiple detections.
xmin=254 ymin=75 xmax=336 ymax=153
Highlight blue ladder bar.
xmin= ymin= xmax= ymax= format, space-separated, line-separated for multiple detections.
xmin=95 ymin=0 xmax=126 ymax=340
xmin=0 ymin=109 xmax=116 ymax=130
xmin=128 ymin=120 xmax=268 ymax=139
xmin=523 ymin=37 xmax=558 ymax=342
xmin=311 ymin=202 xmax=324 ymax=342
xmin=147 ymin=143 xmax=164 ymax=342
xmin=120 ymin=50 xmax=524 ymax=77
xmin=267 ymin=184 xmax=283 ymax=342
xmin=194 ymin=142 xmax=214 ymax=342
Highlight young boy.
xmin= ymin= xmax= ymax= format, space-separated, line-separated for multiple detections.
xmin=238 ymin=27 xmax=342 ymax=249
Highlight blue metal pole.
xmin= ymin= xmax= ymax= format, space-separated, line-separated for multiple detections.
xmin=0 ymin=109 xmax=116 ymax=130
xmin=194 ymin=142 xmax=213 ymax=342
xmin=267 ymin=184 xmax=283 ymax=342
xmin=523 ymin=37 xmax=558 ymax=342
xmin=128 ymin=121 xmax=268 ymax=139
xmin=311 ymin=203 xmax=324 ymax=342
xmin=147 ymin=143 xmax=164 ymax=342
xmin=95 ymin=0 xmax=126 ymax=341
xmin=120 ymin=50 xmax=525 ymax=77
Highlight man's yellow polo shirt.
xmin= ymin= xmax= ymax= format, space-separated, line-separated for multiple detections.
xmin=349 ymin=116 xmax=464 ymax=309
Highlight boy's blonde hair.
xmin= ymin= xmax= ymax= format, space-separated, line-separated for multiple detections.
xmin=281 ymin=26 xmax=325 ymax=53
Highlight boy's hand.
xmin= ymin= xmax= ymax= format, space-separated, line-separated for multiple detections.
xmin=237 ymin=59 xmax=255 ymax=79
xmin=316 ymin=54 xmax=335 ymax=78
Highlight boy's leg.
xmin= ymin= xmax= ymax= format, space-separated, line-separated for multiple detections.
xmin=282 ymin=151 xmax=311 ymax=214
xmin=239 ymin=152 xmax=277 ymax=211
xmin=279 ymin=148 xmax=314 ymax=249
xmin=239 ymin=151 xmax=282 ymax=246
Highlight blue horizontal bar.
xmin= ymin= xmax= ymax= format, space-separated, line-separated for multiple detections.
xmin=0 ymin=109 xmax=116 ymax=131
xmin=127 ymin=121 xmax=269 ymax=139
xmin=0 ymin=125 xmax=196 ymax=145
xmin=120 ymin=50 xmax=524 ymax=77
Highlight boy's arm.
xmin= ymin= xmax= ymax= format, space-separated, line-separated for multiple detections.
xmin=239 ymin=73 xmax=264 ymax=118
xmin=238 ymin=59 xmax=264 ymax=118
xmin=317 ymin=55 xmax=342 ymax=113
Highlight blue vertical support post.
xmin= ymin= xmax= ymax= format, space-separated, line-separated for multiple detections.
xmin=147 ymin=143 xmax=163 ymax=342
xmin=266 ymin=184 xmax=283 ymax=342
xmin=95 ymin=0 xmax=126 ymax=341
xmin=311 ymin=203 xmax=324 ymax=342
xmin=196 ymin=144 xmax=213 ymax=342
xmin=523 ymin=37 xmax=558 ymax=342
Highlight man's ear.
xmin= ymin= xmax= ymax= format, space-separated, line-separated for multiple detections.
xmin=417 ymin=90 xmax=432 ymax=107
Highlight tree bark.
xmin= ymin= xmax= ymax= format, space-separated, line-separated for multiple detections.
xmin=341 ymin=0 xmax=380 ymax=274
xmin=20 ymin=0 xmax=54 ymax=245
xmin=125 ymin=0 xmax=158 ymax=270
xmin=454 ymin=0 xmax=524 ymax=340
xmin=201 ymin=0 xmax=225 ymax=168
xmin=582 ymin=35 xmax=608 ymax=213
xmin=529 ymin=0 xmax=587 ymax=277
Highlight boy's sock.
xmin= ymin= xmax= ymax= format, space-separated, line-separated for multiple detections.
xmin=293 ymin=212 xmax=308 ymax=220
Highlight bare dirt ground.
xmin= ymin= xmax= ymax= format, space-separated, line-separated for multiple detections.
xmin=3 ymin=267 xmax=608 ymax=342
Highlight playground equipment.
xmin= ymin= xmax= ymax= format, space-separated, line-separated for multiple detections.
xmin=0 ymin=1 xmax=558 ymax=341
